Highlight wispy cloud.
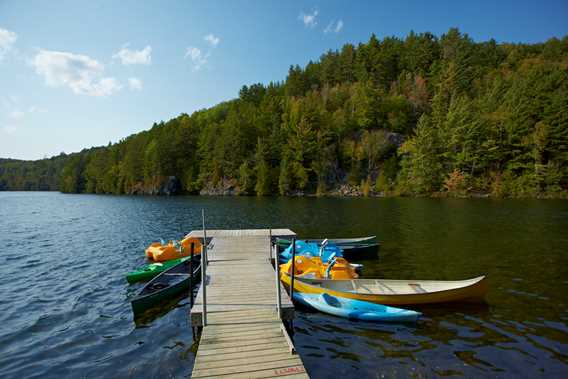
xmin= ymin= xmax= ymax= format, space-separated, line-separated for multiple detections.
xmin=204 ymin=34 xmax=220 ymax=47
xmin=113 ymin=45 xmax=152 ymax=65
xmin=128 ymin=77 xmax=143 ymax=91
xmin=32 ymin=50 xmax=122 ymax=97
xmin=184 ymin=47 xmax=208 ymax=71
xmin=324 ymin=19 xmax=343 ymax=34
xmin=0 ymin=27 xmax=17 ymax=60
xmin=299 ymin=10 xmax=318 ymax=28
xmin=1 ymin=98 xmax=44 ymax=135
xmin=185 ymin=34 xmax=220 ymax=71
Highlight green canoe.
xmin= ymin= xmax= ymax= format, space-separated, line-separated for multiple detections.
xmin=126 ymin=256 xmax=189 ymax=284
xmin=131 ymin=256 xmax=201 ymax=314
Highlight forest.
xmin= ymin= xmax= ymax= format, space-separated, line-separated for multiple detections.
xmin=1 ymin=29 xmax=567 ymax=198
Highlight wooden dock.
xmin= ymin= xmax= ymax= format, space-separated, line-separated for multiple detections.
xmin=187 ymin=229 xmax=309 ymax=378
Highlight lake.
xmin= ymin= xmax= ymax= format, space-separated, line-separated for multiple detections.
xmin=0 ymin=192 xmax=567 ymax=378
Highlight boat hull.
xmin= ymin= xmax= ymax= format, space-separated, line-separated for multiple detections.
xmin=131 ymin=280 xmax=190 ymax=314
xmin=281 ymin=273 xmax=488 ymax=305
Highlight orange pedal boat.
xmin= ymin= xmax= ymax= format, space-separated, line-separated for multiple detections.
xmin=145 ymin=237 xmax=202 ymax=262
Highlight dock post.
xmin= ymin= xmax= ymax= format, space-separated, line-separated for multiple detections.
xmin=269 ymin=228 xmax=272 ymax=262
xmin=201 ymin=209 xmax=207 ymax=326
xmin=189 ymin=242 xmax=194 ymax=307
xmin=189 ymin=242 xmax=196 ymax=341
xmin=290 ymin=237 xmax=296 ymax=302
xmin=275 ymin=241 xmax=282 ymax=319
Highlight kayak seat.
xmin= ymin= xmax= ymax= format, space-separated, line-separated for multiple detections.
xmin=150 ymin=283 xmax=169 ymax=290
xmin=322 ymin=293 xmax=341 ymax=308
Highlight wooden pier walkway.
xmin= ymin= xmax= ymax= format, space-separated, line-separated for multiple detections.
xmin=187 ymin=229 xmax=309 ymax=378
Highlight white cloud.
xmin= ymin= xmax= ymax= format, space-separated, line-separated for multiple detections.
xmin=204 ymin=34 xmax=220 ymax=47
xmin=32 ymin=50 xmax=122 ymax=96
xmin=184 ymin=34 xmax=220 ymax=71
xmin=1 ymin=99 xmax=44 ymax=135
xmin=93 ymin=77 xmax=122 ymax=96
xmin=299 ymin=10 xmax=318 ymax=28
xmin=113 ymin=45 xmax=152 ymax=65
xmin=0 ymin=27 xmax=17 ymax=60
xmin=128 ymin=77 xmax=143 ymax=91
xmin=184 ymin=47 xmax=208 ymax=71
xmin=324 ymin=19 xmax=343 ymax=34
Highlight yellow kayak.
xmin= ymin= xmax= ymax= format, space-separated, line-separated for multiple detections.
xmin=280 ymin=273 xmax=488 ymax=305
xmin=145 ymin=237 xmax=202 ymax=262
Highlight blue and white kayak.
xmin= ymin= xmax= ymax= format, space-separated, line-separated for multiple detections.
xmin=293 ymin=292 xmax=421 ymax=323
xmin=280 ymin=240 xmax=343 ymax=263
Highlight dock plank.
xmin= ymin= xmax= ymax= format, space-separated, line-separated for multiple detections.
xmin=195 ymin=347 xmax=291 ymax=363
xmin=192 ymin=358 xmax=304 ymax=378
xmin=195 ymin=342 xmax=290 ymax=356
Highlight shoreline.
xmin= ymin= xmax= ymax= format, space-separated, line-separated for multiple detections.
xmin=2 ymin=189 xmax=567 ymax=200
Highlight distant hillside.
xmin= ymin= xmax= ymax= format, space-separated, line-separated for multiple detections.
xmin=0 ymin=155 xmax=69 ymax=191
xmin=2 ymin=28 xmax=567 ymax=198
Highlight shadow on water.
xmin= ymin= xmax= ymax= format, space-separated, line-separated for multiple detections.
xmin=413 ymin=301 xmax=491 ymax=318
xmin=132 ymin=292 xmax=191 ymax=328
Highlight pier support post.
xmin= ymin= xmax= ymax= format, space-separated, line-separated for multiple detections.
xmin=290 ymin=237 xmax=296 ymax=302
xmin=269 ymin=228 xmax=272 ymax=262
xmin=201 ymin=209 xmax=207 ymax=326
xmin=275 ymin=242 xmax=282 ymax=319
xmin=189 ymin=242 xmax=194 ymax=307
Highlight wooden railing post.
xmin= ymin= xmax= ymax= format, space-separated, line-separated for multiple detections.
xmin=189 ymin=242 xmax=194 ymax=307
xmin=269 ymin=228 xmax=272 ymax=262
xmin=201 ymin=209 xmax=207 ymax=326
xmin=275 ymin=239 xmax=282 ymax=319
xmin=290 ymin=237 xmax=296 ymax=302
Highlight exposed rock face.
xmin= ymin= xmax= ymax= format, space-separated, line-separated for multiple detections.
xmin=329 ymin=184 xmax=363 ymax=197
xmin=199 ymin=178 xmax=238 ymax=196
xmin=128 ymin=176 xmax=181 ymax=195
xmin=161 ymin=176 xmax=181 ymax=195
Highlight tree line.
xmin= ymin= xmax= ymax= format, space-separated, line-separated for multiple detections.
xmin=1 ymin=29 xmax=567 ymax=198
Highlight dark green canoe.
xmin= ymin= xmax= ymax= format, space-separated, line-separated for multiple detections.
xmin=131 ymin=256 xmax=201 ymax=315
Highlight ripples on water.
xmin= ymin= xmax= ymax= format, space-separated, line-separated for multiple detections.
xmin=0 ymin=192 xmax=567 ymax=378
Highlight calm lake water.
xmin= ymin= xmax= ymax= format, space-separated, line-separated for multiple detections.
xmin=0 ymin=192 xmax=567 ymax=378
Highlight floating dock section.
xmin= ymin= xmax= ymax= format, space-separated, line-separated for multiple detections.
xmin=187 ymin=229 xmax=309 ymax=378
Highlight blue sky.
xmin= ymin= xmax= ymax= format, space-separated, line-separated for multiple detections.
xmin=1 ymin=0 xmax=567 ymax=160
